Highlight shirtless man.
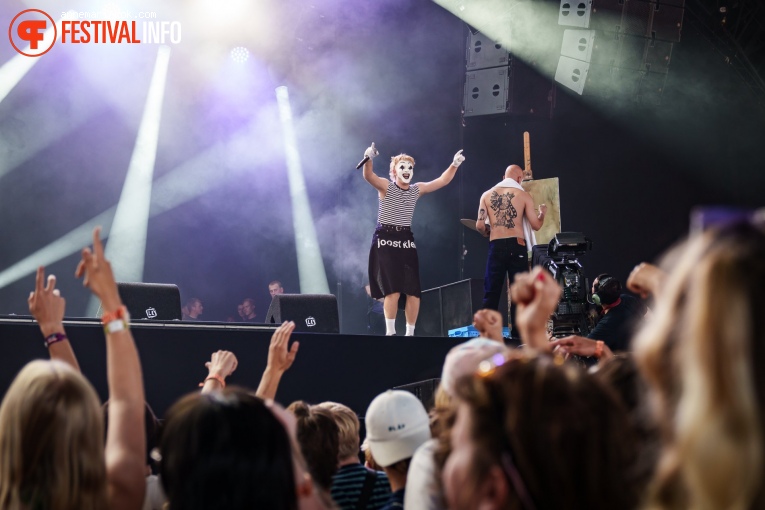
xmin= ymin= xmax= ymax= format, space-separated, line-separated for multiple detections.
xmin=476 ymin=164 xmax=546 ymax=338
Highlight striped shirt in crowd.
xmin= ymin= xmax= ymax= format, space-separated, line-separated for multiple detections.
xmin=377 ymin=182 xmax=420 ymax=227
xmin=331 ymin=464 xmax=392 ymax=510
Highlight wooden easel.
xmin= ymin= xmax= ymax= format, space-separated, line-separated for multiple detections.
xmin=505 ymin=132 xmax=562 ymax=335
xmin=520 ymin=131 xmax=561 ymax=246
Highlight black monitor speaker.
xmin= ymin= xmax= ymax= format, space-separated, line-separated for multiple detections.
xmin=265 ymin=294 xmax=339 ymax=333
xmin=394 ymin=378 xmax=441 ymax=411
xmin=115 ymin=282 xmax=182 ymax=320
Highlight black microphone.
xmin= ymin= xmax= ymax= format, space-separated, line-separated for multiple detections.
xmin=355 ymin=155 xmax=370 ymax=170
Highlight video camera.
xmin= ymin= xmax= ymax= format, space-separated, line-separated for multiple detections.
xmin=532 ymin=232 xmax=593 ymax=337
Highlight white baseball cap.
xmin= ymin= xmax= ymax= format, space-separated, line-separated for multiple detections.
xmin=365 ymin=390 xmax=431 ymax=468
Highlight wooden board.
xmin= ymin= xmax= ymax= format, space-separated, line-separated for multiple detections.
xmin=522 ymin=177 xmax=561 ymax=246
xmin=460 ymin=218 xmax=480 ymax=233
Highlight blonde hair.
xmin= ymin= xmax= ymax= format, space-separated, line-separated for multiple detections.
xmin=634 ymin=223 xmax=765 ymax=510
xmin=0 ymin=360 xmax=107 ymax=510
xmin=317 ymin=401 xmax=360 ymax=461
xmin=389 ymin=154 xmax=415 ymax=182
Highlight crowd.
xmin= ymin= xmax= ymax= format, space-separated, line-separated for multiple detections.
xmin=1 ymin=217 xmax=763 ymax=510
xmin=181 ymin=280 xmax=284 ymax=322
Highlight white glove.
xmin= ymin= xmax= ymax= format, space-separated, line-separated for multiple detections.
xmin=364 ymin=143 xmax=379 ymax=160
xmin=453 ymin=149 xmax=465 ymax=167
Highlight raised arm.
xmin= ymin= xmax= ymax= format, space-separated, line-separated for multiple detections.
xmin=28 ymin=266 xmax=81 ymax=371
xmin=256 ymin=321 xmax=299 ymax=400
xmin=523 ymin=193 xmax=546 ymax=231
xmin=476 ymin=192 xmax=491 ymax=238
xmin=361 ymin=143 xmax=389 ymax=194
xmin=75 ymin=227 xmax=145 ymax=510
xmin=509 ymin=267 xmax=561 ymax=351
xmin=417 ymin=150 xmax=465 ymax=195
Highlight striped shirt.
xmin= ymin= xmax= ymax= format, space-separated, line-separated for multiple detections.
xmin=378 ymin=181 xmax=420 ymax=227
xmin=331 ymin=464 xmax=392 ymax=510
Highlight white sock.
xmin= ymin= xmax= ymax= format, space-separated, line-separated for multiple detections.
xmin=405 ymin=323 xmax=415 ymax=336
xmin=385 ymin=318 xmax=396 ymax=336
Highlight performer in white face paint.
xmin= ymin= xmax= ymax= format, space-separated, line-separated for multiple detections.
xmin=360 ymin=143 xmax=465 ymax=336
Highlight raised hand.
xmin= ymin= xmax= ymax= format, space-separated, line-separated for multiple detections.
xmin=473 ymin=309 xmax=503 ymax=342
xmin=627 ymin=262 xmax=666 ymax=299
xmin=75 ymin=227 xmax=122 ymax=311
xmin=510 ymin=267 xmax=561 ymax=350
xmin=256 ymin=321 xmax=300 ymax=400
xmin=538 ymin=204 xmax=547 ymax=217
xmin=549 ymin=335 xmax=613 ymax=361
xmin=28 ymin=266 xmax=66 ymax=337
xmin=364 ymin=142 xmax=379 ymax=160
xmin=205 ymin=350 xmax=238 ymax=379
xmin=452 ymin=149 xmax=465 ymax=167
xmin=267 ymin=321 xmax=299 ymax=374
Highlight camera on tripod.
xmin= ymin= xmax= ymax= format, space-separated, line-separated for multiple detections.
xmin=532 ymin=232 xmax=593 ymax=337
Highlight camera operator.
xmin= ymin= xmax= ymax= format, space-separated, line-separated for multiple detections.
xmin=558 ymin=274 xmax=646 ymax=354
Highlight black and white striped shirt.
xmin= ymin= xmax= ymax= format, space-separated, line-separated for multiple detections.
xmin=377 ymin=181 xmax=420 ymax=226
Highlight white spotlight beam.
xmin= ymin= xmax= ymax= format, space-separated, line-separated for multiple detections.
xmin=0 ymin=15 xmax=71 ymax=104
xmin=275 ymin=86 xmax=330 ymax=294
xmin=0 ymin=209 xmax=115 ymax=289
xmin=0 ymin=55 xmax=39 ymax=105
xmin=85 ymin=45 xmax=171 ymax=315
xmin=0 ymin=121 xmax=269 ymax=293
xmin=103 ymin=45 xmax=171 ymax=282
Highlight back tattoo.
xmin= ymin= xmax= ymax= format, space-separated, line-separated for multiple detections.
xmin=489 ymin=191 xmax=517 ymax=228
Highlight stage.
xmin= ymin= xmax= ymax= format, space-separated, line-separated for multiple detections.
xmin=0 ymin=317 xmax=463 ymax=417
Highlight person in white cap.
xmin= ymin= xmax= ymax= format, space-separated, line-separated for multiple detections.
xmin=365 ymin=390 xmax=432 ymax=509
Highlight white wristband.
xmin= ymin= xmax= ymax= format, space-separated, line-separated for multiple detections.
xmin=104 ymin=319 xmax=128 ymax=334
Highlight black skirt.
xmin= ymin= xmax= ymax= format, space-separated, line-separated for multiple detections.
xmin=368 ymin=226 xmax=421 ymax=307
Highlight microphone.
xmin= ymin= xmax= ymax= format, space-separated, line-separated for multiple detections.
xmin=355 ymin=155 xmax=370 ymax=170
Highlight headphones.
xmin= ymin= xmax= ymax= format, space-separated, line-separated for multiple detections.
xmin=591 ymin=276 xmax=613 ymax=307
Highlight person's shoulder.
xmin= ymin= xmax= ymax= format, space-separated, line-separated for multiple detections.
xmin=619 ymin=294 xmax=647 ymax=315
xmin=334 ymin=463 xmax=366 ymax=479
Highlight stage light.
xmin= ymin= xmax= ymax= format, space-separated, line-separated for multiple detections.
xmin=230 ymin=46 xmax=249 ymax=63
xmin=275 ymin=85 xmax=330 ymax=295
xmin=85 ymin=45 xmax=172 ymax=315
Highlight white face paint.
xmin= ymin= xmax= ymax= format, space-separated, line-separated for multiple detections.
xmin=396 ymin=160 xmax=414 ymax=184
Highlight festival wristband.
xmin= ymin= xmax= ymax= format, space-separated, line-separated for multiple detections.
xmin=101 ymin=305 xmax=129 ymax=325
xmin=44 ymin=332 xmax=68 ymax=349
xmin=104 ymin=319 xmax=129 ymax=335
xmin=199 ymin=374 xmax=226 ymax=388
xmin=594 ymin=340 xmax=604 ymax=359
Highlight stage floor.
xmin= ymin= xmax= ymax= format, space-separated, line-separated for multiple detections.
xmin=0 ymin=317 xmax=463 ymax=417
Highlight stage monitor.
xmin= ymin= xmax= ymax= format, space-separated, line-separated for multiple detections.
xmin=116 ymin=282 xmax=182 ymax=321
xmin=266 ymin=294 xmax=339 ymax=334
